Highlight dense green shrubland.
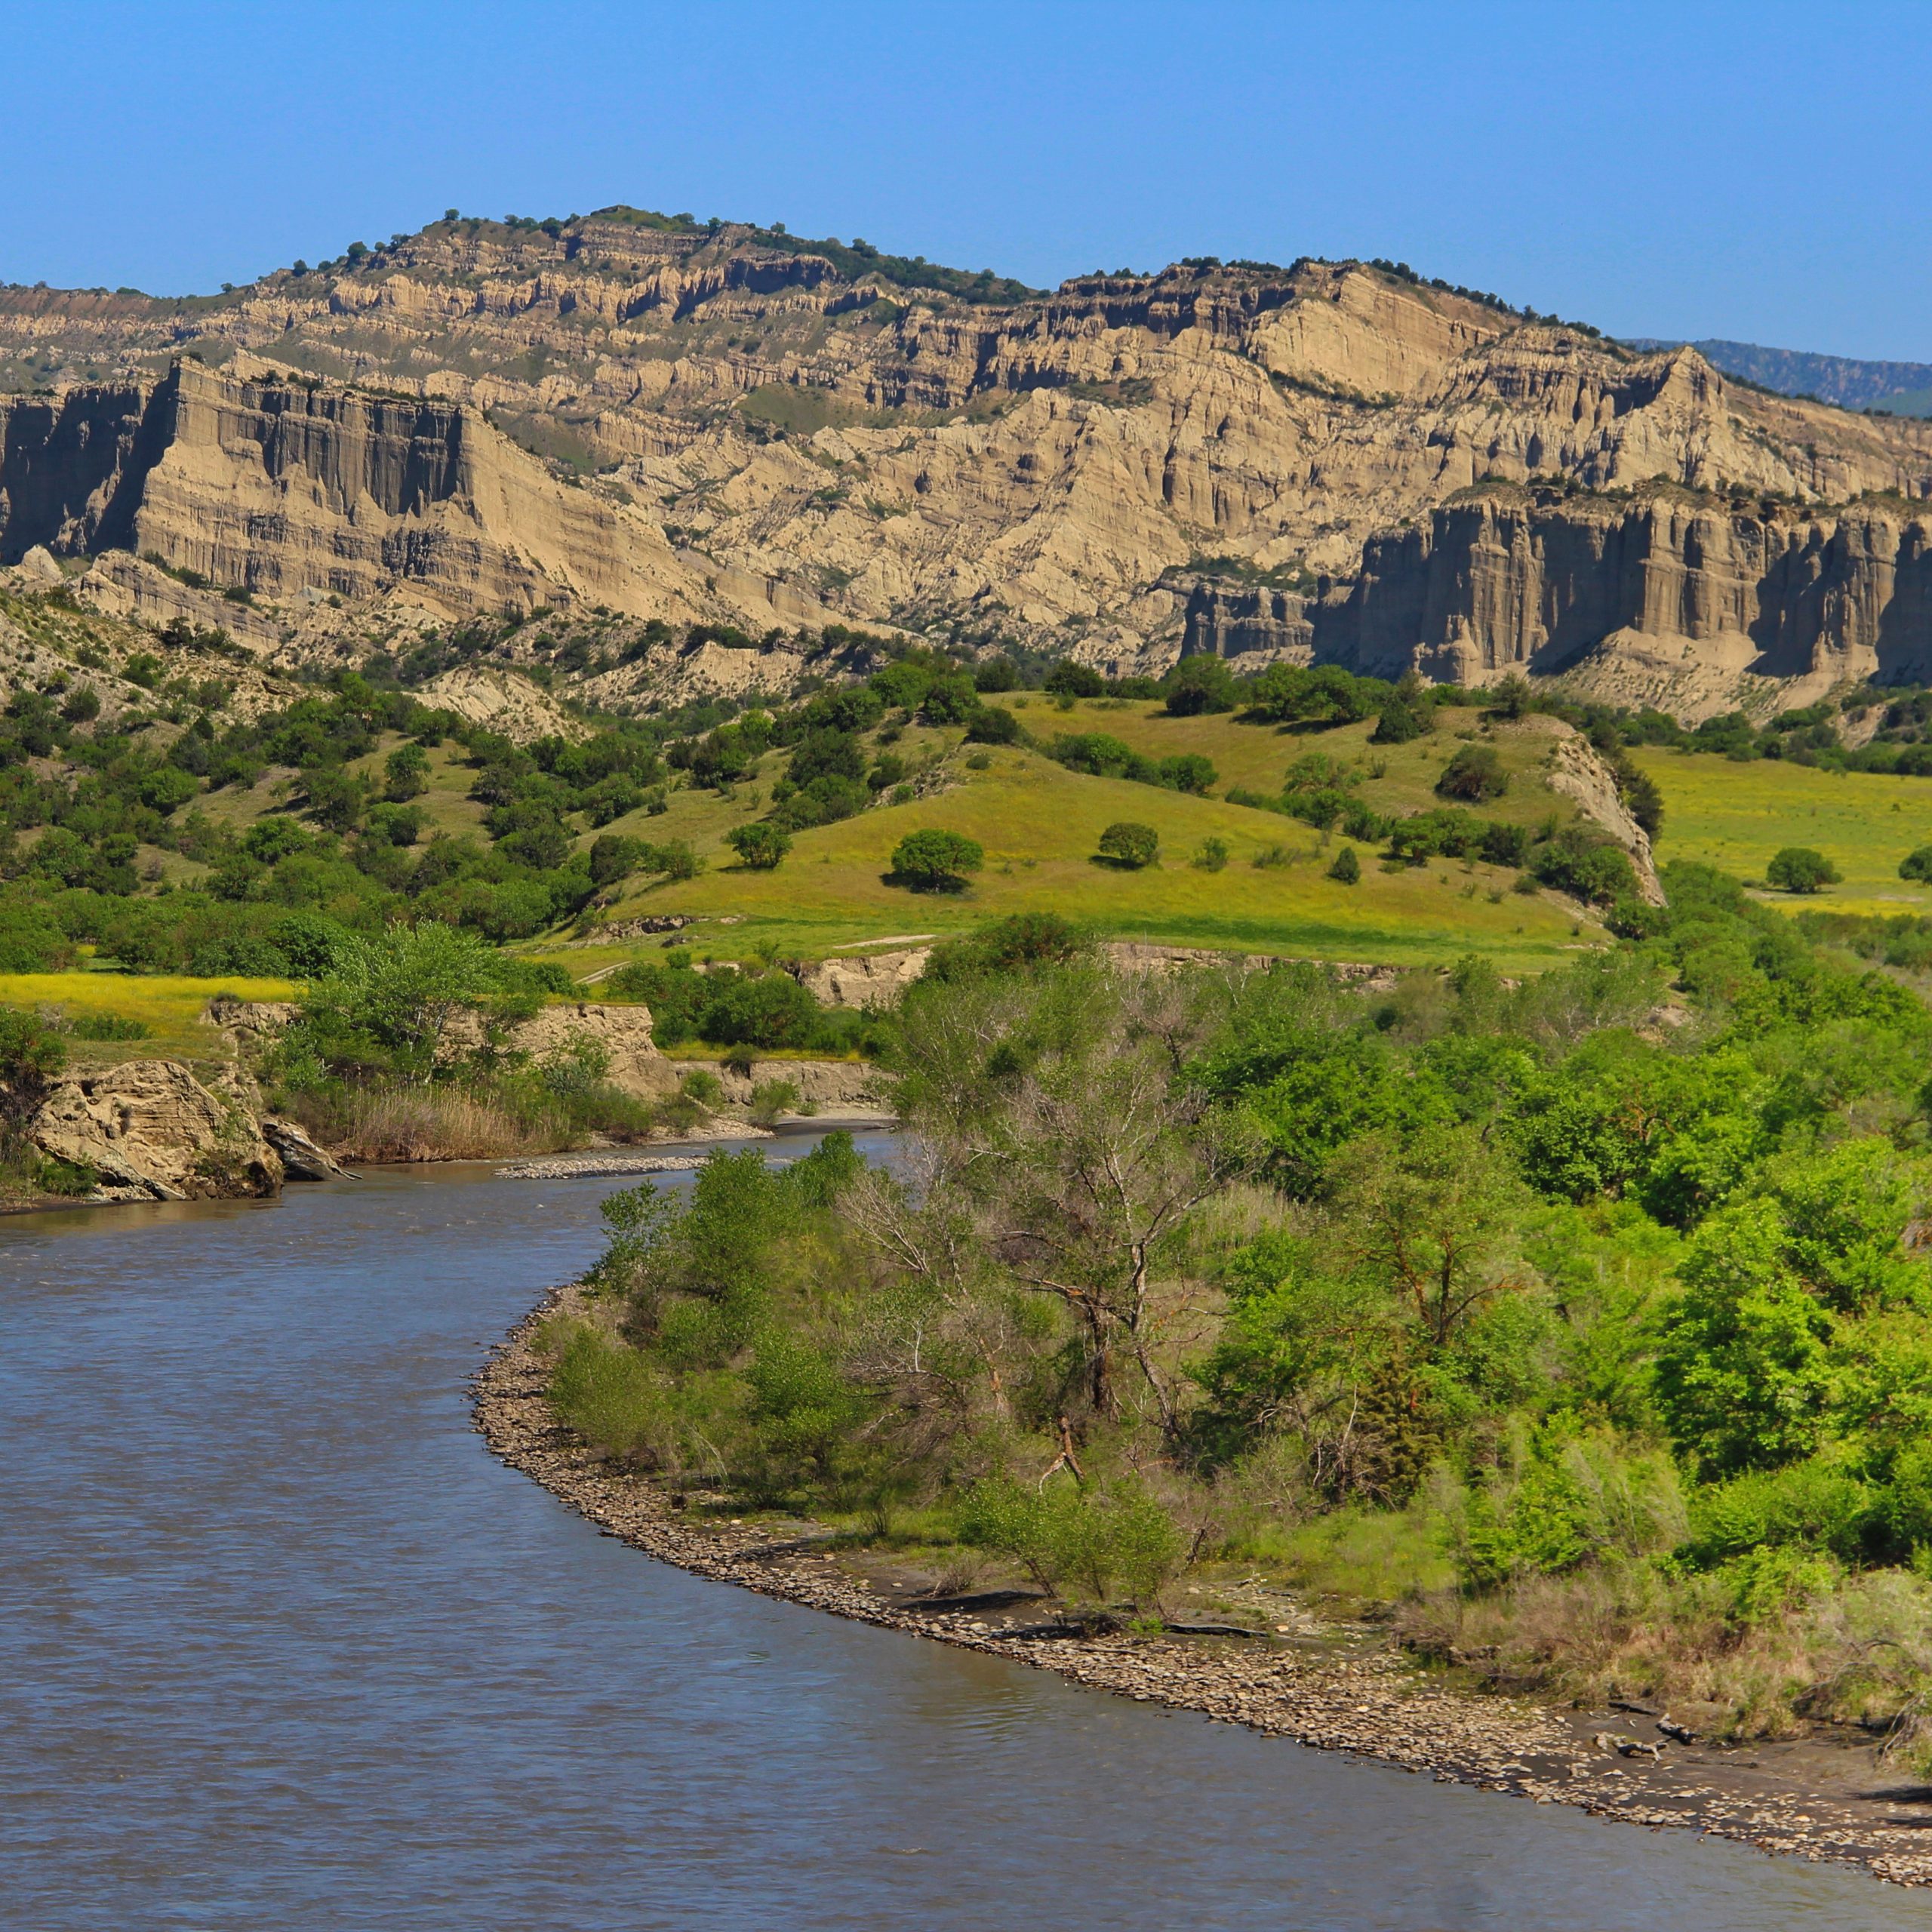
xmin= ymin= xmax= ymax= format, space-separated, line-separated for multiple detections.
xmin=549 ymin=884 xmax=1932 ymax=1744
xmin=605 ymin=949 xmax=883 ymax=1057
xmin=0 ymin=668 xmax=677 ymax=971
xmin=263 ymin=923 xmax=653 ymax=1158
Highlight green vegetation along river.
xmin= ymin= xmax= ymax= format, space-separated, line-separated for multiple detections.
xmin=0 ymin=1151 xmax=1922 ymax=1928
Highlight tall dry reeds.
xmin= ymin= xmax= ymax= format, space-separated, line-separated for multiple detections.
xmin=318 ymin=1085 xmax=569 ymax=1163
xmin=1398 ymin=1559 xmax=1932 ymax=1747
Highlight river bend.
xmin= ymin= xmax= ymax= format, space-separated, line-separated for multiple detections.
xmin=0 ymin=1152 xmax=1916 ymax=1930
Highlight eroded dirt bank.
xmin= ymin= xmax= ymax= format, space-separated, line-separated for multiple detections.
xmin=475 ymin=1283 xmax=1932 ymax=1890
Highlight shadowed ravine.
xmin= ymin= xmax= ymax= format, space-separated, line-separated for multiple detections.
xmin=0 ymin=1152 xmax=1918 ymax=1930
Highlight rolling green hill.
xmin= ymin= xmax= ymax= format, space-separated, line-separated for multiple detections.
xmin=562 ymin=699 xmax=1605 ymax=975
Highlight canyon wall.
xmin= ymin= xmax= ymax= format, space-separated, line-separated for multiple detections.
xmin=7 ymin=214 xmax=1932 ymax=703
xmin=1185 ymin=491 xmax=1932 ymax=706
xmin=0 ymin=360 xmax=844 ymax=638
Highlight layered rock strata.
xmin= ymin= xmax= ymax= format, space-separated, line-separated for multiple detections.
xmin=30 ymin=1059 xmax=283 ymax=1200
xmin=6 ymin=217 xmax=1932 ymax=702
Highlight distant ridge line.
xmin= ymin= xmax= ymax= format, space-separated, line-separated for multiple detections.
xmin=1625 ymin=336 xmax=1932 ymax=416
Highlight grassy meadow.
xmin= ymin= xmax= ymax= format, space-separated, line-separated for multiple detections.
xmin=0 ymin=973 xmax=296 ymax=1059
xmin=567 ymin=700 xmax=1601 ymax=974
xmin=1631 ymin=749 xmax=1932 ymax=915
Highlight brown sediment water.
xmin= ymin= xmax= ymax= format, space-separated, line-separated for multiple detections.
xmin=0 ymin=1141 xmax=1921 ymax=1930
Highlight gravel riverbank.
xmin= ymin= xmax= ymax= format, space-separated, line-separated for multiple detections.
xmin=475 ymin=1283 xmax=1932 ymax=1890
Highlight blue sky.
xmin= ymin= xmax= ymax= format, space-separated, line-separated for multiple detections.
xmin=6 ymin=1 xmax=1930 ymax=360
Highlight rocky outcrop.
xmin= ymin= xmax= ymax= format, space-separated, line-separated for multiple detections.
xmin=1182 ymin=582 xmax=1317 ymax=664
xmin=1314 ymin=491 xmax=1932 ymax=702
xmin=1531 ymin=721 xmax=1665 ymax=904
xmin=208 ymin=992 xmax=669 ymax=1097
xmin=412 ymin=666 xmax=590 ymax=743
xmin=31 ymin=1059 xmax=283 ymax=1200
xmin=709 ymin=1058 xmax=890 ymax=1115
xmin=8 ymin=219 xmax=1932 ymax=697
xmin=261 ymin=1117 xmax=350 ymax=1180
xmin=791 ymin=946 xmax=932 ymax=1009
xmin=205 ymin=995 xmax=300 ymax=1052
xmin=509 ymin=1002 xmax=663 ymax=1094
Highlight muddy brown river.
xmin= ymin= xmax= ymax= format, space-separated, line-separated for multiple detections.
xmin=0 ymin=1147 xmax=1919 ymax=1929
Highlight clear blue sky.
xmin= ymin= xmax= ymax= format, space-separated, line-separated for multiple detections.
xmin=7 ymin=0 xmax=1930 ymax=360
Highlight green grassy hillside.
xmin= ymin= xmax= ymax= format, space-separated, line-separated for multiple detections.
xmin=576 ymin=701 xmax=1601 ymax=973
xmin=0 ymin=972 xmax=295 ymax=1059
xmin=1631 ymin=748 xmax=1932 ymax=915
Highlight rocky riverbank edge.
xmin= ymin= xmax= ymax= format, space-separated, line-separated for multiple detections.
xmin=475 ymin=1283 xmax=1932 ymax=1890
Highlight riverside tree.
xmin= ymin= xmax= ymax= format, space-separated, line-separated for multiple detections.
xmin=540 ymin=874 xmax=1932 ymax=1750
xmin=298 ymin=923 xmax=523 ymax=1082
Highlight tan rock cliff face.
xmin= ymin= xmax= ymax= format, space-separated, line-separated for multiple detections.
xmin=0 ymin=363 xmax=846 ymax=638
xmin=1186 ymin=490 xmax=1932 ymax=714
xmin=31 ymin=1059 xmax=283 ymax=1200
xmin=5 ymin=217 xmax=1932 ymax=700
xmin=791 ymin=947 xmax=933 ymax=1009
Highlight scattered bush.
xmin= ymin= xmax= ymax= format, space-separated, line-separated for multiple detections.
xmin=959 ymin=1477 xmax=1183 ymax=1606
xmin=1097 ymin=821 xmax=1160 ymax=869
xmin=1767 ymin=847 xmax=1840 ymax=894
xmin=726 ymin=822 xmax=792 ymax=870
xmin=1436 ymin=743 xmax=1509 ymax=802
xmin=890 ymin=829 xmax=985 ymax=891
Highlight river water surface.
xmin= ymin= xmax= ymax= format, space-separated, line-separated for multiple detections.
xmin=1 ymin=1151 xmax=1921 ymax=1930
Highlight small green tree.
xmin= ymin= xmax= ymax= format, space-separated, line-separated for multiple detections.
xmin=1900 ymin=846 xmax=1932 ymax=883
xmin=589 ymin=834 xmax=647 ymax=886
xmin=383 ymin=743 xmax=430 ymax=801
xmin=959 ymin=1475 xmax=1183 ymax=1605
xmin=652 ymin=840 xmax=705 ymax=881
xmin=891 ymin=829 xmax=984 ymax=891
xmin=1436 ymin=743 xmax=1509 ymax=801
xmin=1192 ymin=835 xmax=1230 ymax=872
xmin=1766 ymin=847 xmax=1840 ymax=894
xmin=725 ymin=822 xmax=792 ymax=870
xmin=1654 ymin=1198 xmax=1835 ymax=1475
xmin=302 ymin=764 xmax=368 ymax=832
xmin=0 ymin=1004 xmax=66 ymax=1157
xmin=1328 ymin=844 xmax=1361 ymax=884
xmin=1484 ymin=672 xmax=1533 ymax=719
xmin=1371 ymin=698 xmax=1428 ymax=744
xmin=1097 ymin=821 xmax=1159 ymax=869
xmin=303 ymin=924 xmax=509 ymax=1081
xmin=1329 ymin=1124 xmax=1528 ymax=1349
xmin=1163 ymin=655 xmax=1238 ymax=717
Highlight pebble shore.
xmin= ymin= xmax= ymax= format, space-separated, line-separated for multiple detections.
xmin=496 ymin=1154 xmax=711 ymax=1180
xmin=475 ymin=1284 xmax=1932 ymax=1889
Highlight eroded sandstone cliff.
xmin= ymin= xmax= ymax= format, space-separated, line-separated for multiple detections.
xmin=1185 ymin=485 xmax=1932 ymax=712
xmin=5 ymin=211 xmax=1931 ymax=703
